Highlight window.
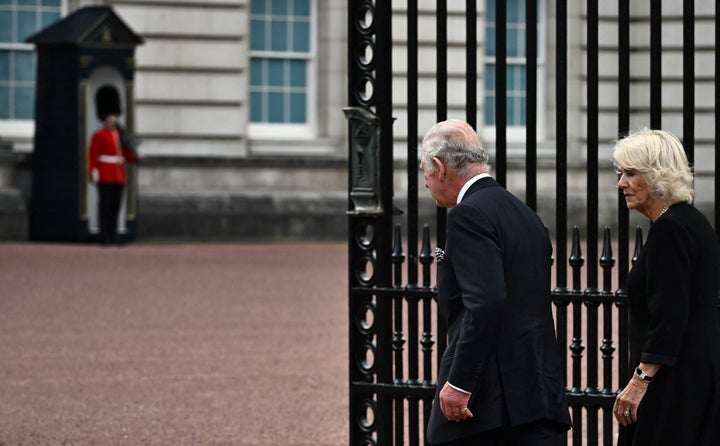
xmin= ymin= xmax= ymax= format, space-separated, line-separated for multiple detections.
xmin=484 ymin=0 xmax=543 ymax=132
xmin=249 ymin=0 xmax=314 ymax=138
xmin=0 ymin=0 xmax=62 ymax=120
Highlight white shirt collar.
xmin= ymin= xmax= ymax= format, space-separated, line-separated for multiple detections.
xmin=457 ymin=173 xmax=492 ymax=205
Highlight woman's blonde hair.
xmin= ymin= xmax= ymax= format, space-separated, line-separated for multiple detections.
xmin=612 ymin=128 xmax=694 ymax=204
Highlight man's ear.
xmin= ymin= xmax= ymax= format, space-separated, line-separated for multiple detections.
xmin=432 ymin=157 xmax=445 ymax=179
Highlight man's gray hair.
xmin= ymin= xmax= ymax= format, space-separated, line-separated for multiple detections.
xmin=421 ymin=119 xmax=489 ymax=176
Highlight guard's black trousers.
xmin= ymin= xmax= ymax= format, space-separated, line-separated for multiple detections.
xmin=98 ymin=183 xmax=124 ymax=244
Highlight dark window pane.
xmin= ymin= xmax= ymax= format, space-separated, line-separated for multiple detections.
xmin=506 ymin=96 xmax=515 ymax=125
xmin=507 ymin=65 xmax=520 ymax=90
xmin=294 ymin=0 xmax=310 ymax=16
xmin=267 ymin=59 xmax=284 ymax=87
xmin=0 ymin=86 xmax=8 ymax=119
xmin=0 ymin=12 xmax=13 ymax=43
xmin=17 ymin=11 xmax=37 ymax=42
xmin=250 ymin=58 xmax=265 ymax=86
xmin=507 ymin=27 xmax=519 ymax=57
xmin=41 ymin=0 xmax=62 ymax=6
xmin=41 ymin=11 xmax=59 ymax=28
xmin=485 ymin=25 xmax=495 ymax=57
xmin=250 ymin=19 xmax=266 ymax=51
xmin=485 ymin=64 xmax=495 ymax=90
xmin=289 ymin=60 xmax=306 ymax=87
xmin=15 ymin=85 xmax=34 ymax=119
xmin=293 ymin=21 xmax=310 ymax=52
xmin=267 ymin=92 xmax=285 ymax=122
xmin=0 ymin=51 xmax=9 ymax=80
xmin=270 ymin=20 xmax=287 ymax=52
xmin=507 ymin=0 xmax=523 ymax=22
xmin=289 ymin=92 xmax=305 ymax=123
xmin=250 ymin=0 xmax=266 ymax=14
xmin=484 ymin=97 xmax=495 ymax=126
xmin=250 ymin=92 xmax=264 ymax=122
xmin=14 ymin=51 xmax=34 ymax=82
xmin=271 ymin=0 xmax=288 ymax=15
xmin=18 ymin=0 xmax=38 ymax=6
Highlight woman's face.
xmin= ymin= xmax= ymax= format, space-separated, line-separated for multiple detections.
xmin=617 ymin=167 xmax=657 ymax=215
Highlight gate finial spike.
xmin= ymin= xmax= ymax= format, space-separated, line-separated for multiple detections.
xmin=569 ymin=225 xmax=584 ymax=267
xmin=600 ymin=226 xmax=615 ymax=268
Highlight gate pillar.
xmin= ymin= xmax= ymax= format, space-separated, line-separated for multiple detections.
xmin=345 ymin=105 xmax=394 ymax=446
xmin=347 ymin=2 xmax=395 ymax=444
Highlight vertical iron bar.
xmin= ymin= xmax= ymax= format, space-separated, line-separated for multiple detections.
xmin=616 ymin=9 xmax=631 ymax=441
xmin=554 ymin=10 xmax=570 ymax=440
xmin=586 ymin=5 xmax=601 ymax=439
xmin=393 ymin=225 xmax=404 ymax=288
xmin=466 ymin=0 xmax=477 ymax=128
xmin=407 ymin=292 xmax=420 ymax=445
xmin=526 ymin=0 xmax=538 ymax=210
xmin=408 ymin=0 xmax=420 ymax=288
xmin=392 ymin=225 xmax=405 ymax=446
xmin=683 ymin=0 xmax=694 ymax=163
xmin=436 ymin=0 xmax=448 ymax=359
xmin=587 ymin=4 xmax=602 ymax=432
xmin=716 ymin=0 xmax=720 ymax=238
xmin=420 ymin=225 xmax=435 ymax=444
xmin=374 ymin=3 xmax=394 ymax=444
xmin=406 ymin=4 xmax=421 ymax=444
xmin=420 ymin=224 xmax=435 ymax=385
xmin=600 ymin=227 xmax=617 ymax=446
xmin=617 ymin=0 xmax=630 ymax=308
xmin=650 ymin=0 xmax=662 ymax=129
xmin=586 ymin=0 xmax=599 ymax=294
xmin=347 ymin=4 xmax=381 ymax=445
xmin=555 ymin=0 xmax=569 ymax=293
xmin=495 ymin=0 xmax=507 ymax=186
xmin=569 ymin=226 xmax=585 ymax=446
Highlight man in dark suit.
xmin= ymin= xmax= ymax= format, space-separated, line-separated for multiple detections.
xmin=421 ymin=120 xmax=571 ymax=445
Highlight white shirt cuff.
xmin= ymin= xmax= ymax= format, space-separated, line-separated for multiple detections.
xmin=447 ymin=382 xmax=471 ymax=394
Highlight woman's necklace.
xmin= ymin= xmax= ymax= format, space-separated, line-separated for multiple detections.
xmin=660 ymin=206 xmax=668 ymax=216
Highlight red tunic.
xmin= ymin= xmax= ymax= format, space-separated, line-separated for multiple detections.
xmin=88 ymin=127 xmax=137 ymax=184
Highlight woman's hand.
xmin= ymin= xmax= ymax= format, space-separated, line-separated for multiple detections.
xmin=613 ymin=375 xmax=649 ymax=425
xmin=613 ymin=363 xmax=660 ymax=426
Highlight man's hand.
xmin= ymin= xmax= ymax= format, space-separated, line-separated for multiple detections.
xmin=439 ymin=382 xmax=473 ymax=422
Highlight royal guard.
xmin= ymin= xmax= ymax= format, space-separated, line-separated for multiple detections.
xmin=88 ymin=85 xmax=140 ymax=245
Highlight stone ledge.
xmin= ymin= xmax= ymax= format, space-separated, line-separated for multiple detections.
xmin=136 ymin=191 xmax=350 ymax=241
xmin=0 ymin=189 xmax=28 ymax=240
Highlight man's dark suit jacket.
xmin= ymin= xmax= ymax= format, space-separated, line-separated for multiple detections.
xmin=427 ymin=177 xmax=571 ymax=444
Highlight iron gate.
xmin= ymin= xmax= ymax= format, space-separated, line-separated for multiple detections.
xmin=346 ymin=1 xmax=720 ymax=445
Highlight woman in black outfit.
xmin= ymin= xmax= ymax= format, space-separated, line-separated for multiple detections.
xmin=612 ymin=128 xmax=720 ymax=445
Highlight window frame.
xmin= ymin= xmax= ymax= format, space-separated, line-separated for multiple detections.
xmin=248 ymin=0 xmax=317 ymax=141
xmin=482 ymin=0 xmax=546 ymax=143
xmin=0 ymin=0 xmax=66 ymax=138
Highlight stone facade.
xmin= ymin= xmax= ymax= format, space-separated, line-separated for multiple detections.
xmin=0 ymin=1 xmax=715 ymax=240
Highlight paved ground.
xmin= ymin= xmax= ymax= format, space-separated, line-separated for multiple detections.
xmin=0 ymin=242 xmax=349 ymax=446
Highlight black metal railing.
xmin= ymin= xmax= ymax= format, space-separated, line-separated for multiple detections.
xmin=347 ymin=1 xmax=720 ymax=445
